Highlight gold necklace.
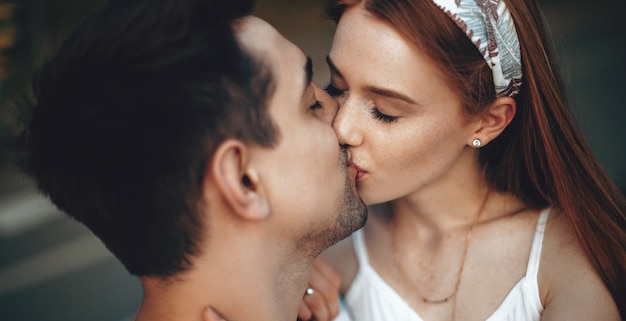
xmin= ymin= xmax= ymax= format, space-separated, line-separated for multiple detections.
xmin=388 ymin=191 xmax=490 ymax=306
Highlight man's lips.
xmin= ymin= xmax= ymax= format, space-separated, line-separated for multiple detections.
xmin=346 ymin=150 xmax=366 ymax=179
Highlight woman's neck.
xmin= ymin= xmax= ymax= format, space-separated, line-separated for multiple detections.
xmin=391 ymin=182 xmax=527 ymax=236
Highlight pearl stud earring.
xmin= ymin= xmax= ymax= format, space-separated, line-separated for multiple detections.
xmin=472 ymin=138 xmax=482 ymax=148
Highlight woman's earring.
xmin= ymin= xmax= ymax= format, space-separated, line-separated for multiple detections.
xmin=472 ymin=138 xmax=482 ymax=148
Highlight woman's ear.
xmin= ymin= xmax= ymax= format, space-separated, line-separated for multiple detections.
xmin=470 ymin=96 xmax=516 ymax=147
xmin=208 ymin=140 xmax=270 ymax=221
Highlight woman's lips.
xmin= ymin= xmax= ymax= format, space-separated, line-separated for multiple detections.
xmin=354 ymin=165 xmax=366 ymax=180
xmin=346 ymin=151 xmax=366 ymax=180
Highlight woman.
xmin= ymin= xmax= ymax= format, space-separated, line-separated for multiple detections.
xmin=298 ymin=0 xmax=626 ymax=320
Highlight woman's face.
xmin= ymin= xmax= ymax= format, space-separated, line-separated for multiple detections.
xmin=328 ymin=5 xmax=480 ymax=205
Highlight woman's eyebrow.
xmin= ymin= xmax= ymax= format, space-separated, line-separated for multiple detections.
xmin=364 ymin=85 xmax=417 ymax=105
xmin=326 ymin=55 xmax=417 ymax=105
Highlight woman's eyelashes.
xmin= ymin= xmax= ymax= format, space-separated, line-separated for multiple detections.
xmin=325 ymin=83 xmax=399 ymax=123
xmin=371 ymin=107 xmax=398 ymax=123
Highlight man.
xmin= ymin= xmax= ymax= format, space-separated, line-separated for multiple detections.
xmin=18 ymin=0 xmax=367 ymax=320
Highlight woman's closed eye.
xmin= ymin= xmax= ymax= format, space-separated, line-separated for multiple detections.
xmin=371 ymin=107 xmax=398 ymax=123
xmin=326 ymin=83 xmax=398 ymax=123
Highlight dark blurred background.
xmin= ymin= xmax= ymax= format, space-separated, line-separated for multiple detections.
xmin=0 ymin=0 xmax=623 ymax=320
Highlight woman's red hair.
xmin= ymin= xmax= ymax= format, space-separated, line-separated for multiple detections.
xmin=327 ymin=0 xmax=626 ymax=317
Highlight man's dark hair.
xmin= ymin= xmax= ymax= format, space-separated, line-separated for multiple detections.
xmin=18 ymin=0 xmax=278 ymax=278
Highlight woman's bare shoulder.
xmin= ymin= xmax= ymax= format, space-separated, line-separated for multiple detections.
xmin=539 ymin=209 xmax=620 ymax=320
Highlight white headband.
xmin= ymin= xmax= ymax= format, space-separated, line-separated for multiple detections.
xmin=430 ymin=0 xmax=523 ymax=96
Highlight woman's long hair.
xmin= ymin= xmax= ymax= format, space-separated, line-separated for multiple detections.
xmin=327 ymin=0 xmax=625 ymax=317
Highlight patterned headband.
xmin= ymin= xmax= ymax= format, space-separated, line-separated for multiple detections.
xmin=430 ymin=0 xmax=523 ymax=96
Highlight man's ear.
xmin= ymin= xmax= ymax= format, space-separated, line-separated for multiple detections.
xmin=208 ymin=139 xmax=270 ymax=221
xmin=470 ymin=96 xmax=516 ymax=147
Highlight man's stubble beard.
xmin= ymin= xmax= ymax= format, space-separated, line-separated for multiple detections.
xmin=334 ymin=145 xmax=368 ymax=242
xmin=301 ymin=148 xmax=368 ymax=257
xmin=329 ymin=169 xmax=368 ymax=244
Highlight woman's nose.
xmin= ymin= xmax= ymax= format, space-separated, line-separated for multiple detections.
xmin=332 ymin=96 xmax=363 ymax=147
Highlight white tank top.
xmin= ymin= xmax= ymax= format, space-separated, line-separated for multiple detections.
xmin=340 ymin=207 xmax=550 ymax=321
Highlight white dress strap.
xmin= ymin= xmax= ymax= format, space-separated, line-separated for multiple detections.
xmin=521 ymin=206 xmax=551 ymax=317
xmin=526 ymin=207 xmax=550 ymax=279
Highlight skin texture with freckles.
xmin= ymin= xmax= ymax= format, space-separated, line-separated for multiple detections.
xmin=328 ymin=5 xmax=481 ymax=206
xmin=306 ymin=3 xmax=620 ymax=321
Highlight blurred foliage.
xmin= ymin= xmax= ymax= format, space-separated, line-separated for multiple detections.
xmin=0 ymin=0 xmax=17 ymax=168
xmin=0 ymin=0 xmax=106 ymax=169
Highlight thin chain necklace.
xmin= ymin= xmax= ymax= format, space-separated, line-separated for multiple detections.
xmin=388 ymin=191 xmax=490 ymax=319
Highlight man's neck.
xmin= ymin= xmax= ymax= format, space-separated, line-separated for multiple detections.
xmin=134 ymin=246 xmax=313 ymax=321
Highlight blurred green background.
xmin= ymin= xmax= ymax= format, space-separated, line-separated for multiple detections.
xmin=0 ymin=0 xmax=623 ymax=320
